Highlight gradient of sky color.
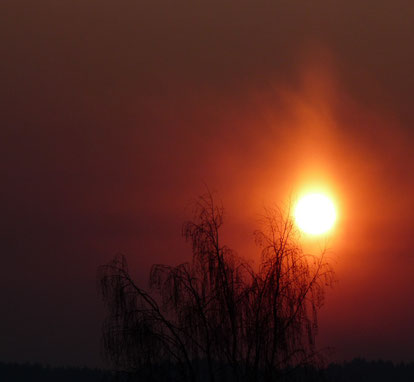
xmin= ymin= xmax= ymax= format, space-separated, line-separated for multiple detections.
xmin=1 ymin=0 xmax=414 ymax=367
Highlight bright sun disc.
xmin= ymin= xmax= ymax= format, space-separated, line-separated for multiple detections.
xmin=294 ymin=193 xmax=336 ymax=235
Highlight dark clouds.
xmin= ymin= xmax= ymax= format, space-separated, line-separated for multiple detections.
xmin=1 ymin=0 xmax=414 ymax=366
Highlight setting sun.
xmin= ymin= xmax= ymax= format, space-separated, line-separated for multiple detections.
xmin=294 ymin=193 xmax=337 ymax=235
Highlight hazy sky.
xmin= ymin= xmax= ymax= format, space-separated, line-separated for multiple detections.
xmin=1 ymin=0 xmax=414 ymax=367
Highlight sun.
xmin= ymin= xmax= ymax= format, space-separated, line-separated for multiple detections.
xmin=294 ymin=193 xmax=337 ymax=235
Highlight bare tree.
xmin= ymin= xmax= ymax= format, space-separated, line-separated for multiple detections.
xmin=247 ymin=206 xmax=334 ymax=381
xmin=98 ymin=193 xmax=334 ymax=381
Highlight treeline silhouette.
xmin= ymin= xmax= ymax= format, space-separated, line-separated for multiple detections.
xmin=326 ymin=358 xmax=414 ymax=382
xmin=1 ymin=359 xmax=413 ymax=381
xmin=0 ymin=362 xmax=107 ymax=382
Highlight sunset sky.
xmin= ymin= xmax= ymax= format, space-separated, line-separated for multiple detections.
xmin=1 ymin=0 xmax=414 ymax=367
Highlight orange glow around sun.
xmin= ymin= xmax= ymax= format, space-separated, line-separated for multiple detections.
xmin=294 ymin=193 xmax=337 ymax=235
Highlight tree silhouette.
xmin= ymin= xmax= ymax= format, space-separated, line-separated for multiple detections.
xmin=98 ymin=193 xmax=335 ymax=381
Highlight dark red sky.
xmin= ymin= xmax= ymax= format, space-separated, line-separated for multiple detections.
xmin=1 ymin=0 xmax=414 ymax=367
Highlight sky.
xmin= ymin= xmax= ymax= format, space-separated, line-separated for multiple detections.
xmin=1 ymin=0 xmax=414 ymax=367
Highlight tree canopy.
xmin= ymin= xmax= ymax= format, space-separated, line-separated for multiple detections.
xmin=98 ymin=194 xmax=335 ymax=381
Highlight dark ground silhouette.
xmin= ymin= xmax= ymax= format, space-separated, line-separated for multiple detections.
xmin=325 ymin=358 xmax=414 ymax=382
xmin=0 ymin=362 xmax=107 ymax=382
xmin=1 ymin=359 xmax=413 ymax=381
